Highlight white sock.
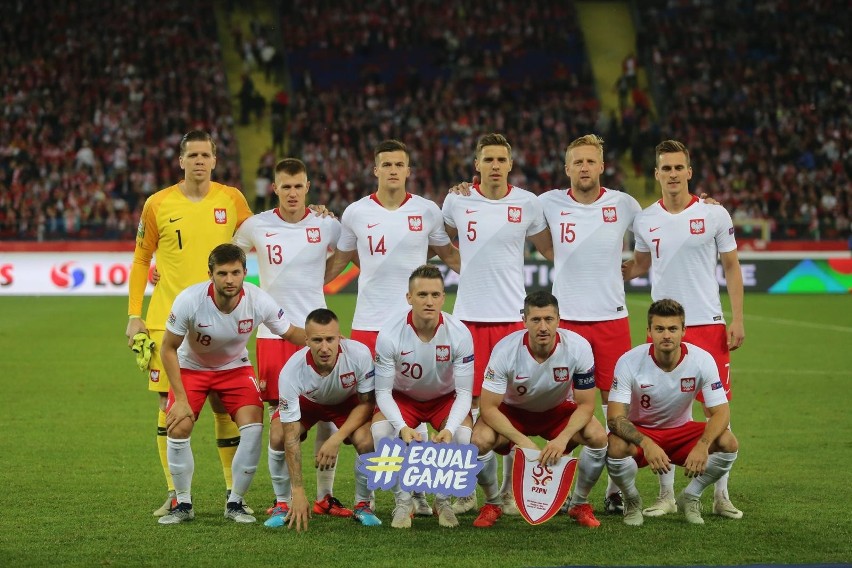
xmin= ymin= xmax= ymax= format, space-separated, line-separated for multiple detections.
xmin=453 ymin=426 xmax=472 ymax=445
xmin=477 ymin=451 xmax=500 ymax=504
xmin=267 ymin=447 xmax=291 ymax=503
xmin=605 ymin=456 xmax=639 ymax=498
xmin=658 ymin=465 xmax=675 ymax=497
xmin=685 ymin=452 xmax=737 ymax=498
xmin=354 ymin=463 xmax=371 ymax=505
xmin=499 ymin=452 xmax=515 ymax=496
xmin=167 ymin=437 xmax=193 ymax=504
xmin=601 ymin=402 xmax=619 ymax=497
xmin=370 ymin=420 xmax=396 ymax=450
xmin=230 ymin=423 xmax=262 ymax=499
xmin=714 ymin=472 xmax=730 ymax=500
xmin=471 ymin=407 xmax=480 ymax=424
xmin=570 ymin=445 xmax=607 ymax=507
xmin=315 ymin=421 xmax=337 ymax=499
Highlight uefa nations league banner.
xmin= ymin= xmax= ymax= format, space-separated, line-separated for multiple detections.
xmin=0 ymin=252 xmax=849 ymax=295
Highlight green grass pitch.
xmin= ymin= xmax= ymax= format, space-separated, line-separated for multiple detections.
xmin=1 ymin=293 xmax=850 ymax=566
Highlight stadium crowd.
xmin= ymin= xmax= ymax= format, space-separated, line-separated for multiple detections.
xmin=0 ymin=0 xmax=241 ymax=241
xmin=636 ymin=0 xmax=851 ymax=240
xmin=1 ymin=0 xmax=848 ymax=243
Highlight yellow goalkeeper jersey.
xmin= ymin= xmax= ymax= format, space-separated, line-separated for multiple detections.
xmin=128 ymin=182 xmax=252 ymax=328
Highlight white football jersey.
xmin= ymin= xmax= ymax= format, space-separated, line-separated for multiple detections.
xmin=443 ymin=186 xmax=547 ymax=322
xmin=338 ymin=193 xmax=451 ymax=330
xmin=277 ymin=338 xmax=375 ymax=423
xmin=374 ymin=310 xmax=474 ymax=432
xmin=482 ymin=328 xmax=595 ymax=413
xmin=232 ymin=208 xmax=341 ymax=338
xmin=167 ymin=281 xmax=292 ymax=371
xmin=609 ymin=342 xmax=727 ymax=429
xmin=540 ymin=188 xmax=641 ymax=321
xmin=633 ymin=197 xmax=737 ymax=326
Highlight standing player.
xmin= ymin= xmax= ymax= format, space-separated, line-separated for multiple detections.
xmin=232 ymin=158 xmax=350 ymax=521
xmin=538 ymin=134 xmax=642 ymax=514
xmin=126 ymin=130 xmax=253 ymax=516
xmin=273 ymin=309 xmax=380 ymax=531
xmin=469 ymin=291 xmax=608 ymax=529
xmin=157 ymin=244 xmax=306 ymax=524
xmin=606 ymin=299 xmax=739 ymax=526
xmin=624 ymin=139 xmax=745 ymax=519
xmin=328 ymin=139 xmax=461 ymax=517
xmin=370 ymin=265 xmax=475 ymax=529
xmin=442 ymin=133 xmax=552 ymax=515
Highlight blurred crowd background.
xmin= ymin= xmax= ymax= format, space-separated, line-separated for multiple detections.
xmin=1 ymin=0 xmax=849 ymax=244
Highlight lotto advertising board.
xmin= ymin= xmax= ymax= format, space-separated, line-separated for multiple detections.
xmin=0 ymin=253 xmax=849 ymax=295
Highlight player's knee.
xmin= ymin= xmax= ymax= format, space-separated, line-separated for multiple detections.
xmin=471 ymin=427 xmax=495 ymax=455
xmin=583 ymin=418 xmax=608 ymax=449
xmin=606 ymin=435 xmax=631 ymax=459
xmin=268 ymin=422 xmax=285 ymax=450
xmin=717 ymin=430 xmax=738 ymax=453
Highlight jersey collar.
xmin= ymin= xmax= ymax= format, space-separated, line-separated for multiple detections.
xmin=370 ymin=192 xmax=412 ymax=208
xmin=274 ymin=207 xmax=311 ymax=223
xmin=567 ymin=187 xmax=606 ymax=202
xmin=522 ymin=330 xmax=560 ymax=359
xmin=207 ymin=282 xmax=245 ymax=311
xmin=406 ymin=310 xmax=444 ymax=334
xmin=658 ymin=194 xmax=698 ymax=212
xmin=472 ymin=183 xmax=513 ymax=198
xmin=648 ymin=343 xmax=688 ymax=370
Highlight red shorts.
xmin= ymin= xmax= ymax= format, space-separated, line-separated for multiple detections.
xmin=494 ymin=400 xmax=578 ymax=455
xmin=684 ymin=324 xmax=731 ymax=401
xmin=391 ymin=391 xmax=459 ymax=431
xmin=167 ymin=366 xmax=262 ymax=420
xmin=271 ymin=395 xmax=358 ymax=430
xmin=463 ymin=321 xmax=524 ymax=397
xmin=256 ymin=338 xmax=304 ymax=402
xmin=630 ymin=421 xmax=707 ymax=468
xmin=350 ymin=329 xmax=379 ymax=356
xmin=560 ymin=317 xmax=631 ymax=392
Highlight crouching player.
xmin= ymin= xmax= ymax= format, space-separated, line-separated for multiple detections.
xmin=606 ymin=299 xmax=739 ymax=526
xmin=470 ymin=290 xmax=608 ymax=529
xmin=271 ymin=308 xmax=381 ymax=531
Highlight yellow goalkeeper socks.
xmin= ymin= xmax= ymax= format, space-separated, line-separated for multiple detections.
xmin=157 ymin=409 xmax=174 ymax=492
xmin=213 ymin=412 xmax=240 ymax=490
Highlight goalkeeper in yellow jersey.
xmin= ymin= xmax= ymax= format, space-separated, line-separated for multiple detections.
xmin=125 ymin=130 xmax=253 ymax=516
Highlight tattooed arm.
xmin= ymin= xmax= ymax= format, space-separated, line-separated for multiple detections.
xmin=607 ymin=401 xmax=672 ymax=474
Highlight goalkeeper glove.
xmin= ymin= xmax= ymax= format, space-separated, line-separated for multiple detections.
xmin=131 ymin=332 xmax=156 ymax=372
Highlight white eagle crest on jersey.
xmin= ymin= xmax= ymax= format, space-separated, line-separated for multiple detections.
xmin=680 ymin=377 xmax=696 ymax=392
xmin=238 ymin=319 xmax=253 ymax=334
xmin=690 ymin=218 xmax=705 ymax=234
xmin=306 ymin=227 xmax=321 ymax=243
xmin=214 ymin=208 xmax=227 ymax=224
xmin=602 ymin=206 xmax=617 ymax=223
xmin=508 ymin=206 xmax=522 ymax=223
xmin=553 ymin=367 xmax=570 ymax=382
xmin=408 ymin=215 xmax=423 ymax=231
xmin=435 ymin=345 xmax=450 ymax=362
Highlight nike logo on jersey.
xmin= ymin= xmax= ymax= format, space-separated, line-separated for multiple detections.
xmin=400 ymin=350 xmax=413 ymax=356
xmin=265 ymin=232 xmax=278 ymax=237
xmin=198 ymin=324 xmax=211 ymax=328
xmin=367 ymin=223 xmax=380 ymax=229
xmin=515 ymin=376 xmax=529 ymax=381
xmin=649 ymin=227 xmax=660 ymax=232
xmin=560 ymin=211 xmax=572 ymax=216
xmin=169 ymin=217 xmax=182 ymax=223
xmin=640 ymin=383 xmax=653 ymax=388
xmin=465 ymin=209 xmax=478 ymax=214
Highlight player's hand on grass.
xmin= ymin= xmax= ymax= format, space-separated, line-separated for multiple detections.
xmin=431 ymin=429 xmax=453 ymax=444
xmin=126 ymin=317 xmax=149 ymax=347
xmin=447 ymin=176 xmax=478 ymax=196
xmin=728 ymin=321 xmax=745 ymax=351
xmin=400 ymin=426 xmax=422 ymax=443
xmin=165 ymin=400 xmax=194 ymax=434
xmin=640 ymin=440 xmax=671 ymax=474
xmin=288 ymin=492 xmax=311 ymax=532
